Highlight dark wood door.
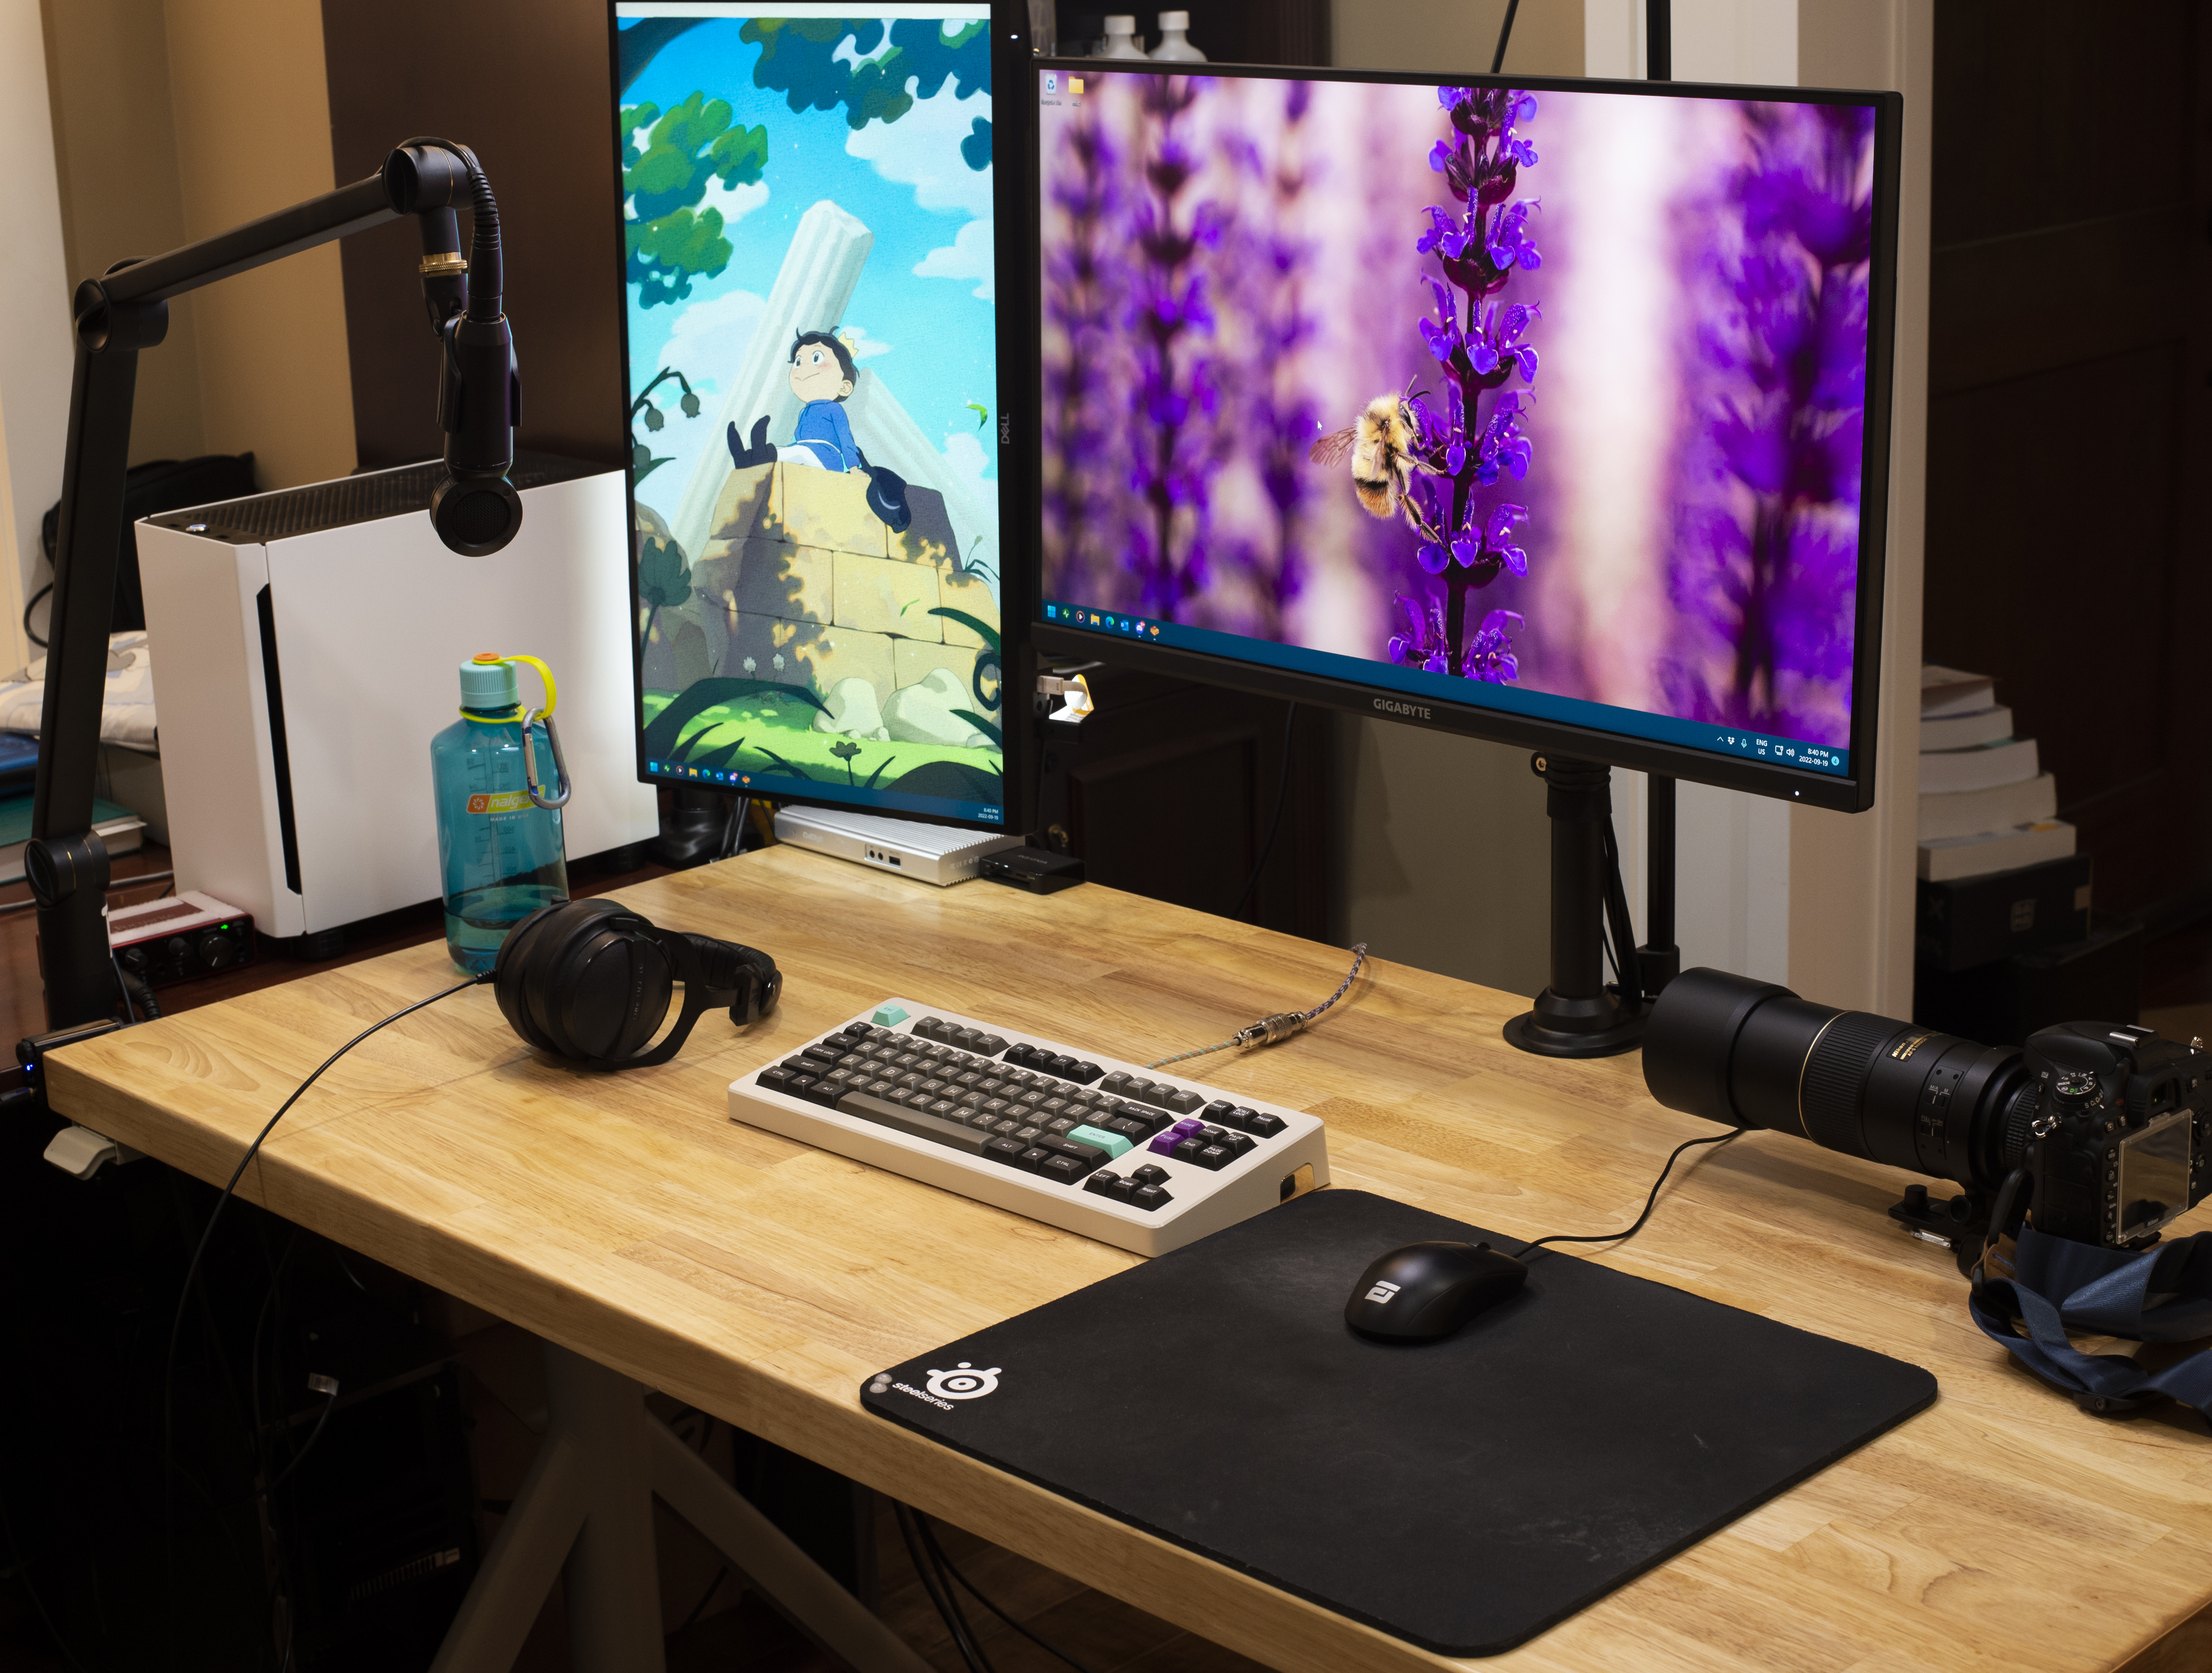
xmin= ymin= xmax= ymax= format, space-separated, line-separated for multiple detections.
xmin=1923 ymin=2 xmax=2212 ymax=930
xmin=1034 ymin=663 xmax=1331 ymax=940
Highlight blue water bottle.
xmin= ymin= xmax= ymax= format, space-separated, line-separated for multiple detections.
xmin=432 ymin=653 xmax=572 ymax=973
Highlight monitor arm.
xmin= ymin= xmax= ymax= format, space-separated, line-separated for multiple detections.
xmin=26 ymin=139 xmax=522 ymax=1029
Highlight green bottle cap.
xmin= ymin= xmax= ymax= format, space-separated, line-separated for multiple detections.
xmin=458 ymin=655 xmax=519 ymax=711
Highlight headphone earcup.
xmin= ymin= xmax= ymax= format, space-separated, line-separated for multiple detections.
xmin=494 ymin=900 xmax=588 ymax=1053
xmin=548 ymin=924 xmax=674 ymax=1062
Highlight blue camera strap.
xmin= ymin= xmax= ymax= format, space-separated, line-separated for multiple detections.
xmin=1968 ymin=1225 xmax=2212 ymax=1414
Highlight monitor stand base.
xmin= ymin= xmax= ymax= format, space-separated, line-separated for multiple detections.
xmin=1504 ymin=754 xmax=1648 ymax=1060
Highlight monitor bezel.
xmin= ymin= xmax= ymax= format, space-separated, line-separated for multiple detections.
xmin=609 ymin=0 xmax=1036 ymax=836
xmin=1022 ymin=60 xmax=1902 ymax=815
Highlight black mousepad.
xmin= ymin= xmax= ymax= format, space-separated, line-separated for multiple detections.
xmin=861 ymin=1189 xmax=1937 ymax=1657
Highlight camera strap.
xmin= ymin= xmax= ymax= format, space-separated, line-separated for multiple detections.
xmin=1968 ymin=1225 xmax=2212 ymax=1414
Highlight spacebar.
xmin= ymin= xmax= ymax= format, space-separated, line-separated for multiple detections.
xmin=835 ymin=1091 xmax=991 ymax=1155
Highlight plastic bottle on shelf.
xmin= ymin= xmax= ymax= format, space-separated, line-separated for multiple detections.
xmin=1097 ymin=15 xmax=1148 ymax=58
xmin=1149 ymin=10 xmax=1204 ymax=59
xmin=431 ymin=654 xmax=570 ymax=974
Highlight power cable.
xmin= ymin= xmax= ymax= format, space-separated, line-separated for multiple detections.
xmin=894 ymin=1502 xmax=993 ymax=1672
xmin=916 ymin=1512 xmax=1101 ymax=1673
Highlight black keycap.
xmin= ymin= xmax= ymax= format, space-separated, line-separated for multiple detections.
xmin=1132 ymin=1184 xmax=1172 ymax=1211
xmin=1171 ymin=1136 xmax=1206 ymax=1163
xmin=1130 ymin=1163 xmax=1169 ymax=1186
xmin=1104 ymin=1117 xmax=1151 ymax=1142
xmin=1039 ymin=1136 xmax=1106 ymax=1177
xmin=1046 ymin=1054 xmax=1079 ymax=1078
xmin=1038 ymin=1155 xmax=1086 ymax=1185
xmin=983 ymin=1136 xmax=1028 ymax=1166
xmin=786 ymin=1073 xmax=820 ymax=1097
xmin=951 ymin=1028 xmax=983 ymax=1052
xmin=1100 ymin=1072 xmax=1133 ymax=1094
xmin=1123 ymin=1080 xmax=1173 ymax=1110
xmin=1084 ymin=1171 xmax=1136 ymax=1202
xmin=1164 ymin=1089 xmax=1203 ymax=1115
xmin=974 ymin=1034 xmax=1009 ymax=1055
xmin=1122 ymin=1109 xmax=1173 ymax=1139
xmin=1193 ymin=1144 xmax=1234 ymax=1171
xmin=832 ymin=1092 xmax=990 ymax=1150
xmin=1014 ymin=1125 xmax=1043 ymax=1144
xmin=915 ymin=1017 xmax=948 ymax=1038
xmin=1002 ymin=1043 xmax=1036 ymax=1066
xmin=1068 ymin=1061 xmax=1104 ymax=1085
xmin=1197 ymin=1124 xmax=1227 ymax=1145
xmin=780 ymin=1057 xmax=816 ymax=1076
xmin=1219 ymin=1131 xmax=1255 ymax=1159
xmin=1245 ymin=1112 xmax=1287 ymax=1138
xmin=1017 ymin=1146 xmax=1053 ymax=1173
xmin=757 ymin=1066 xmax=795 ymax=1091
xmin=1203 ymin=1099 xmax=1240 ymax=1128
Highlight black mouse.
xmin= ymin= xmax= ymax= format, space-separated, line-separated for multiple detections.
xmin=1344 ymin=1240 xmax=1528 ymax=1341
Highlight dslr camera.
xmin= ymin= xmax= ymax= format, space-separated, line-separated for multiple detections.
xmin=1644 ymin=969 xmax=2209 ymax=1264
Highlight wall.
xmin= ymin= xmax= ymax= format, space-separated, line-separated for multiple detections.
xmin=1331 ymin=0 xmax=1584 ymax=78
xmin=41 ymin=0 xmax=208 ymax=471
xmin=0 ymin=0 xmax=75 ymax=672
xmin=161 ymin=0 xmax=355 ymax=491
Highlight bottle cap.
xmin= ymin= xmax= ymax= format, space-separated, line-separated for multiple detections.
xmin=1104 ymin=14 xmax=1135 ymax=29
xmin=459 ymin=653 xmax=520 ymax=711
xmin=1158 ymin=10 xmax=1188 ymax=28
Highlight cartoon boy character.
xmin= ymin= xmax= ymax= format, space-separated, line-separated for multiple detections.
xmin=728 ymin=329 xmax=910 ymax=531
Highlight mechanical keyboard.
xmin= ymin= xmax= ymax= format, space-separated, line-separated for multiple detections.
xmin=729 ymin=1000 xmax=1330 ymax=1256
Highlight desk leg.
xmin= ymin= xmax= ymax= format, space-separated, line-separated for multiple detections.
xmin=431 ymin=1336 xmax=930 ymax=1673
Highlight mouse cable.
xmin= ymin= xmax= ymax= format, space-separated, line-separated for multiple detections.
xmin=161 ymin=971 xmax=489 ymax=1665
xmin=914 ymin=1510 xmax=1102 ymax=1673
xmin=1518 ymin=1128 xmax=1743 ymax=1258
xmin=1147 ymin=942 xmax=1368 ymax=1071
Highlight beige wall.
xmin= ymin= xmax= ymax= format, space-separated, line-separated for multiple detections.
xmin=1331 ymin=0 xmax=1585 ymax=78
xmin=38 ymin=0 xmax=356 ymax=497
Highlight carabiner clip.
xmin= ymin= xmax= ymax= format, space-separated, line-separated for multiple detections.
xmin=477 ymin=652 xmax=572 ymax=810
xmin=521 ymin=707 xmax=571 ymax=809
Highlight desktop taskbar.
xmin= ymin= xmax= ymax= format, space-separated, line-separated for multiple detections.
xmin=643 ymin=760 xmax=1004 ymax=826
xmin=1039 ymin=602 xmax=1851 ymax=779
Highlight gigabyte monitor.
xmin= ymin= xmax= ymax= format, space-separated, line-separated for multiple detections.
xmin=613 ymin=1 xmax=1030 ymax=829
xmin=1030 ymin=66 xmax=1900 ymax=812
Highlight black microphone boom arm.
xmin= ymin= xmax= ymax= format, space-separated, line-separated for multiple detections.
xmin=28 ymin=140 xmax=520 ymax=1029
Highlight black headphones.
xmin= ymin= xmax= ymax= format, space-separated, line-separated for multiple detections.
xmin=492 ymin=899 xmax=782 ymax=1070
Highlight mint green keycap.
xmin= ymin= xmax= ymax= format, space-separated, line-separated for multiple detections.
xmin=1069 ymin=1123 xmax=1131 ymax=1158
xmin=872 ymin=1003 xmax=910 ymax=1026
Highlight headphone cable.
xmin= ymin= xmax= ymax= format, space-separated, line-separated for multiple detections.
xmin=162 ymin=971 xmax=489 ymax=1665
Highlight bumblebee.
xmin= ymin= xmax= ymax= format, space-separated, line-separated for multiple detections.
xmin=1311 ymin=393 xmax=1428 ymax=520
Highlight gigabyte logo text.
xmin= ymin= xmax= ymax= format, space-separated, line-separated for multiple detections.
xmin=1373 ymin=697 xmax=1432 ymax=720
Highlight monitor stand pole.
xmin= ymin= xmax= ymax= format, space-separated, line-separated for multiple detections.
xmin=1503 ymin=754 xmax=1646 ymax=1058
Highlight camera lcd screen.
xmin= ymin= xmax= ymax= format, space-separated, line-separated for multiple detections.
xmin=2117 ymin=1108 xmax=2194 ymax=1238
xmin=1035 ymin=70 xmax=1883 ymax=783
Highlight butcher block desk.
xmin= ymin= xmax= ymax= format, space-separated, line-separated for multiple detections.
xmin=39 ymin=845 xmax=2212 ymax=1672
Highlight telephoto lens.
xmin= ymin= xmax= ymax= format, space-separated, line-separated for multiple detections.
xmin=1642 ymin=968 xmax=2037 ymax=1193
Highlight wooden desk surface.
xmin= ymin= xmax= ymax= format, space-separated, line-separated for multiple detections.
xmin=43 ymin=846 xmax=2212 ymax=1673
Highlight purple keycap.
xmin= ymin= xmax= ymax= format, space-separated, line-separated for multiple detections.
xmin=1147 ymin=1118 xmax=1205 ymax=1156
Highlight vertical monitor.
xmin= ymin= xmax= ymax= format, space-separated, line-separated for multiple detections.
xmin=615 ymin=3 xmax=1016 ymax=828
xmin=1031 ymin=67 xmax=1899 ymax=812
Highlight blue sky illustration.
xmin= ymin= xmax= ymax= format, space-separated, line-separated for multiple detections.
xmin=622 ymin=15 xmax=997 ymax=530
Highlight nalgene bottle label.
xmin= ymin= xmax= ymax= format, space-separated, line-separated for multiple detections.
xmin=467 ymin=791 xmax=534 ymax=815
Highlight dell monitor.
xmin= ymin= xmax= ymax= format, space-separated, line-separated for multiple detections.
xmin=1029 ymin=64 xmax=1900 ymax=1049
xmin=613 ymin=1 xmax=1029 ymax=831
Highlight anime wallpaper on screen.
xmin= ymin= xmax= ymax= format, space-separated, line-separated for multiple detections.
xmin=1037 ymin=73 xmax=1878 ymax=774
xmin=620 ymin=4 xmax=1005 ymax=823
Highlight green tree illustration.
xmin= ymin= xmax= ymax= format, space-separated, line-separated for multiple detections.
xmin=617 ymin=16 xmax=992 ymax=309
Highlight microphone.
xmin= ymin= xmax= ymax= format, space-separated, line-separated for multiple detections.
xmin=385 ymin=141 xmax=523 ymax=556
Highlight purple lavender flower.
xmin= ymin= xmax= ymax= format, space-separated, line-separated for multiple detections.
xmin=1663 ymin=103 xmax=1875 ymax=744
xmin=1387 ymin=593 xmax=1522 ymax=682
xmin=1126 ymin=75 xmax=1227 ymax=621
xmin=1041 ymin=107 xmax=1133 ymax=605
xmin=1378 ymin=86 xmax=1544 ymax=680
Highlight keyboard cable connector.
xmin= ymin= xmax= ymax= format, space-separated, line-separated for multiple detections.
xmin=1146 ymin=943 xmax=1367 ymax=1070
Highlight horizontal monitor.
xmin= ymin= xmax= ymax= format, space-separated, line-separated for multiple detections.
xmin=615 ymin=2 xmax=1024 ymax=829
xmin=1030 ymin=65 xmax=1900 ymax=810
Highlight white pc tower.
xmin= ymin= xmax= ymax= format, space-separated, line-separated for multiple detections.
xmin=138 ymin=453 xmax=658 ymax=943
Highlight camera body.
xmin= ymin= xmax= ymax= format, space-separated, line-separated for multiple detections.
xmin=1644 ymin=969 xmax=2210 ymax=1256
xmin=2017 ymin=1023 xmax=2207 ymax=1247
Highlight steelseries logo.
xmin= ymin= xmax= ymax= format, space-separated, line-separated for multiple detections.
xmin=1374 ymin=697 xmax=1432 ymax=720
